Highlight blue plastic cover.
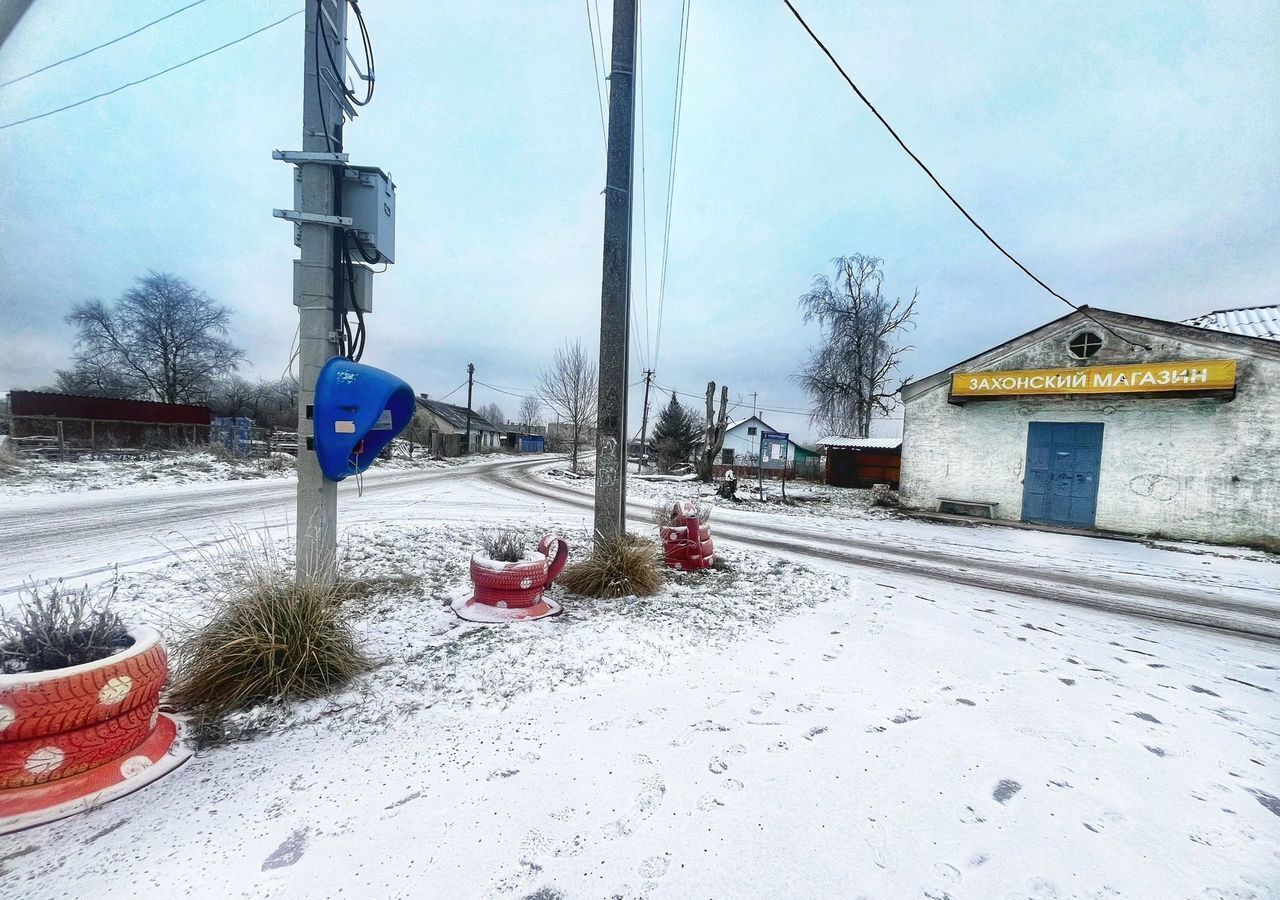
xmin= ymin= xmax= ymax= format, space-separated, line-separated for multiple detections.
xmin=313 ymin=357 xmax=415 ymax=481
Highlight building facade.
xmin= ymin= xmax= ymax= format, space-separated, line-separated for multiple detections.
xmin=415 ymin=397 xmax=502 ymax=456
xmin=899 ymin=308 xmax=1279 ymax=548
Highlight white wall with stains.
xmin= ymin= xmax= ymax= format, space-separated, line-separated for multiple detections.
xmin=899 ymin=312 xmax=1280 ymax=548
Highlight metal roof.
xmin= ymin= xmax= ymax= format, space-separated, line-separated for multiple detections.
xmin=416 ymin=397 xmax=501 ymax=432
xmin=9 ymin=390 xmax=211 ymax=424
xmin=1182 ymin=305 xmax=1280 ymax=342
xmin=816 ymin=436 xmax=902 ymax=450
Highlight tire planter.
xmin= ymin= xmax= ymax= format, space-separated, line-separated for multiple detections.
xmin=0 ymin=625 xmax=193 ymax=835
xmin=453 ymin=534 xmax=570 ymax=623
xmin=659 ymin=500 xmax=715 ymax=571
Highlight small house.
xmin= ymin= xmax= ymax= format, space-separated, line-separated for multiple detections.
xmin=416 ymin=397 xmax=502 ymax=456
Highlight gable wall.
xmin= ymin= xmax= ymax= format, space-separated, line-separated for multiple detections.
xmin=899 ymin=316 xmax=1280 ymax=547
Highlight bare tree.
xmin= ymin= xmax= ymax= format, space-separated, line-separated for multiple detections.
xmin=518 ymin=395 xmax=543 ymax=429
xmin=538 ymin=340 xmax=597 ymax=472
xmin=796 ymin=255 xmax=917 ymax=438
xmin=696 ymin=382 xmax=730 ymax=482
xmin=477 ymin=402 xmax=505 ymax=427
xmin=65 ymin=272 xmax=244 ymax=405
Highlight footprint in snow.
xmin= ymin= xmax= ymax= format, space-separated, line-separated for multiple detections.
xmin=804 ymin=726 xmax=829 ymax=741
xmin=671 ymin=720 xmax=731 ymax=747
xmin=992 ymin=780 xmax=1022 ymax=804
xmin=601 ymin=775 xmax=666 ymax=839
xmin=261 ymin=827 xmax=310 ymax=871
xmin=637 ymin=854 xmax=670 ymax=879
xmin=864 ymin=820 xmax=890 ymax=870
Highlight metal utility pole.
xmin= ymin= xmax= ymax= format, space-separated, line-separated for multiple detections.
xmin=464 ymin=362 xmax=475 ymax=454
xmin=637 ymin=368 xmax=655 ymax=471
xmin=592 ymin=0 xmax=638 ymax=545
xmin=292 ymin=0 xmax=347 ymax=583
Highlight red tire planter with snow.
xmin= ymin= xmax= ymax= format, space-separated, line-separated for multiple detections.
xmin=0 ymin=626 xmax=193 ymax=834
xmin=659 ymin=501 xmax=716 ymax=571
xmin=454 ymin=534 xmax=570 ymax=622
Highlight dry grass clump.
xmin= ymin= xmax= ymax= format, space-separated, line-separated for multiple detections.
xmin=481 ymin=529 xmax=526 ymax=563
xmin=169 ymin=543 xmax=371 ymax=720
xmin=559 ymin=532 xmax=663 ymax=598
xmin=653 ymin=497 xmax=712 ymax=527
xmin=0 ymin=581 xmax=130 ymax=674
xmin=0 ymin=439 xmax=23 ymax=478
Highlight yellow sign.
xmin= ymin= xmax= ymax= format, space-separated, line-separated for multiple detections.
xmin=950 ymin=359 xmax=1237 ymax=399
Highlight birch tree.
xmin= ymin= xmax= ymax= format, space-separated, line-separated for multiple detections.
xmin=796 ymin=255 xmax=917 ymax=438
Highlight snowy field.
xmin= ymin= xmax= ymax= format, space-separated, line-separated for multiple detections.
xmin=1 ymin=514 xmax=1278 ymax=899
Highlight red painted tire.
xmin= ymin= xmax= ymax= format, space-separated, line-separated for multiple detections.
xmin=0 ymin=628 xmax=168 ymax=742
xmin=658 ymin=525 xmax=687 ymax=544
xmin=473 ymin=583 xmax=547 ymax=607
xmin=0 ymin=698 xmax=160 ymax=788
xmin=470 ymin=556 xmax=549 ymax=593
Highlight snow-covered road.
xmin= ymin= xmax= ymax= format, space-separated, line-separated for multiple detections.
xmin=3 ymin=455 xmax=1277 ymax=639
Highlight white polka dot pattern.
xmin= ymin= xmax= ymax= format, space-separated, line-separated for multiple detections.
xmin=25 ymin=746 xmax=65 ymax=774
xmin=98 ymin=675 xmax=134 ymax=705
xmin=119 ymin=756 xmax=154 ymax=779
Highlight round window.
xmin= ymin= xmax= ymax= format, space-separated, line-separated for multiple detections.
xmin=1068 ymin=331 xmax=1102 ymax=359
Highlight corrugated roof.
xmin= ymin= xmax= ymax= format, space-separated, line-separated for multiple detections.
xmin=1182 ymin=305 xmax=1280 ymax=342
xmin=416 ymin=397 xmax=500 ymax=432
xmin=816 ymin=436 xmax=902 ymax=450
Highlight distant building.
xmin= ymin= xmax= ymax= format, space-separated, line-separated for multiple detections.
xmin=416 ymin=397 xmax=502 ymax=456
xmin=817 ymin=436 xmax=901 ymax=488
xmin=898 ymin=307 xmax=1279 ymax=547
xmin=714 ymin=415 xmax=818 ymax=479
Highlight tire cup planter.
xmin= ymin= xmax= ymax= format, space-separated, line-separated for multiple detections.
xmin=453 ymin=534 xmax=571 ymax=623
xmin=0 ymin=625 xmax=193 ymax=835
xmin=659 ymin=500 xmax=715 ymax=571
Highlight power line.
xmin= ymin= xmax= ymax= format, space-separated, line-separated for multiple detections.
xmin=0 ymin=0 xmax=210 ymax=89
xmin=653 ymin=0 xmax=690 ymax=371
xmin=0 ymin=8 xmax=303 ymax=132
xmin=583 ymin=0 xmax=608 ymax=141
xmin=635 ymin=0 xmax=652 ymax=373
xmin=781 ymin=1 xmax=1149 ymax=352
xmin=435 ymin=380 xmax=471 ymax=402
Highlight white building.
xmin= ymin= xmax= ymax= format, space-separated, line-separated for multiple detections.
xmin=899 ymin=306 xmax=1280 ymax=548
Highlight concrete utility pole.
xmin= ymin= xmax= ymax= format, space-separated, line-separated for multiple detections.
xmin=637 ymin=368 xmax=655 ymax=471
xmin=464 ymin=362 xmax=475 ymax=454
xmin=293 ymin=0 xmax=347 ymax=582
xmin=592 ymin=0 xmax=639 ymax=545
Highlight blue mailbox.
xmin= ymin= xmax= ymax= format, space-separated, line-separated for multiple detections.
xmin=313 ymin=357 xmax=415 ymax=481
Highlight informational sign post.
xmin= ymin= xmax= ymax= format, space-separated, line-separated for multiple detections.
xmin=758 ymin=430 xmax=790 ymax=500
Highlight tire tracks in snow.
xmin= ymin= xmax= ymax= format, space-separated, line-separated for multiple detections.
xmin=482 ymin=459 xmax=1280 ymax=642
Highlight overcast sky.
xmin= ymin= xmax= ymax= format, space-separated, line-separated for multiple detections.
xmin=1 ymin=0 xmax=1277 ymax=440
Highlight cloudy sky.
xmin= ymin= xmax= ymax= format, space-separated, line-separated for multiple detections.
xmin=1 ymin=0 xmax=1277 ymax=440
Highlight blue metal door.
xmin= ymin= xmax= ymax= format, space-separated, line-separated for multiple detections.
xmin=1021 ymin=422 xmax=1103 ymax=528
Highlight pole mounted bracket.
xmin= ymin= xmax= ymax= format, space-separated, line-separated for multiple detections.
xmin=273 ymin=150 xmax=349 ymax=166
xmin=274 ymin=209 xmax=353 ymax=228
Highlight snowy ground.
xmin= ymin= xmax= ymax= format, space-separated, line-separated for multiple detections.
xmin=539 ymin=465 xmax=886 ymax=521
xmin=1 ymin=456 xmax=1278 ymax=897
xmin=0 ymin=444 xmax=474 ymax=498
xmin=2 ymin=515 xmax=1278 ymax=899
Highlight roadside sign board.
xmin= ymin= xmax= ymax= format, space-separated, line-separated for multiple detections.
xmin=759 ymin=430 xmax=790 ymax=467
